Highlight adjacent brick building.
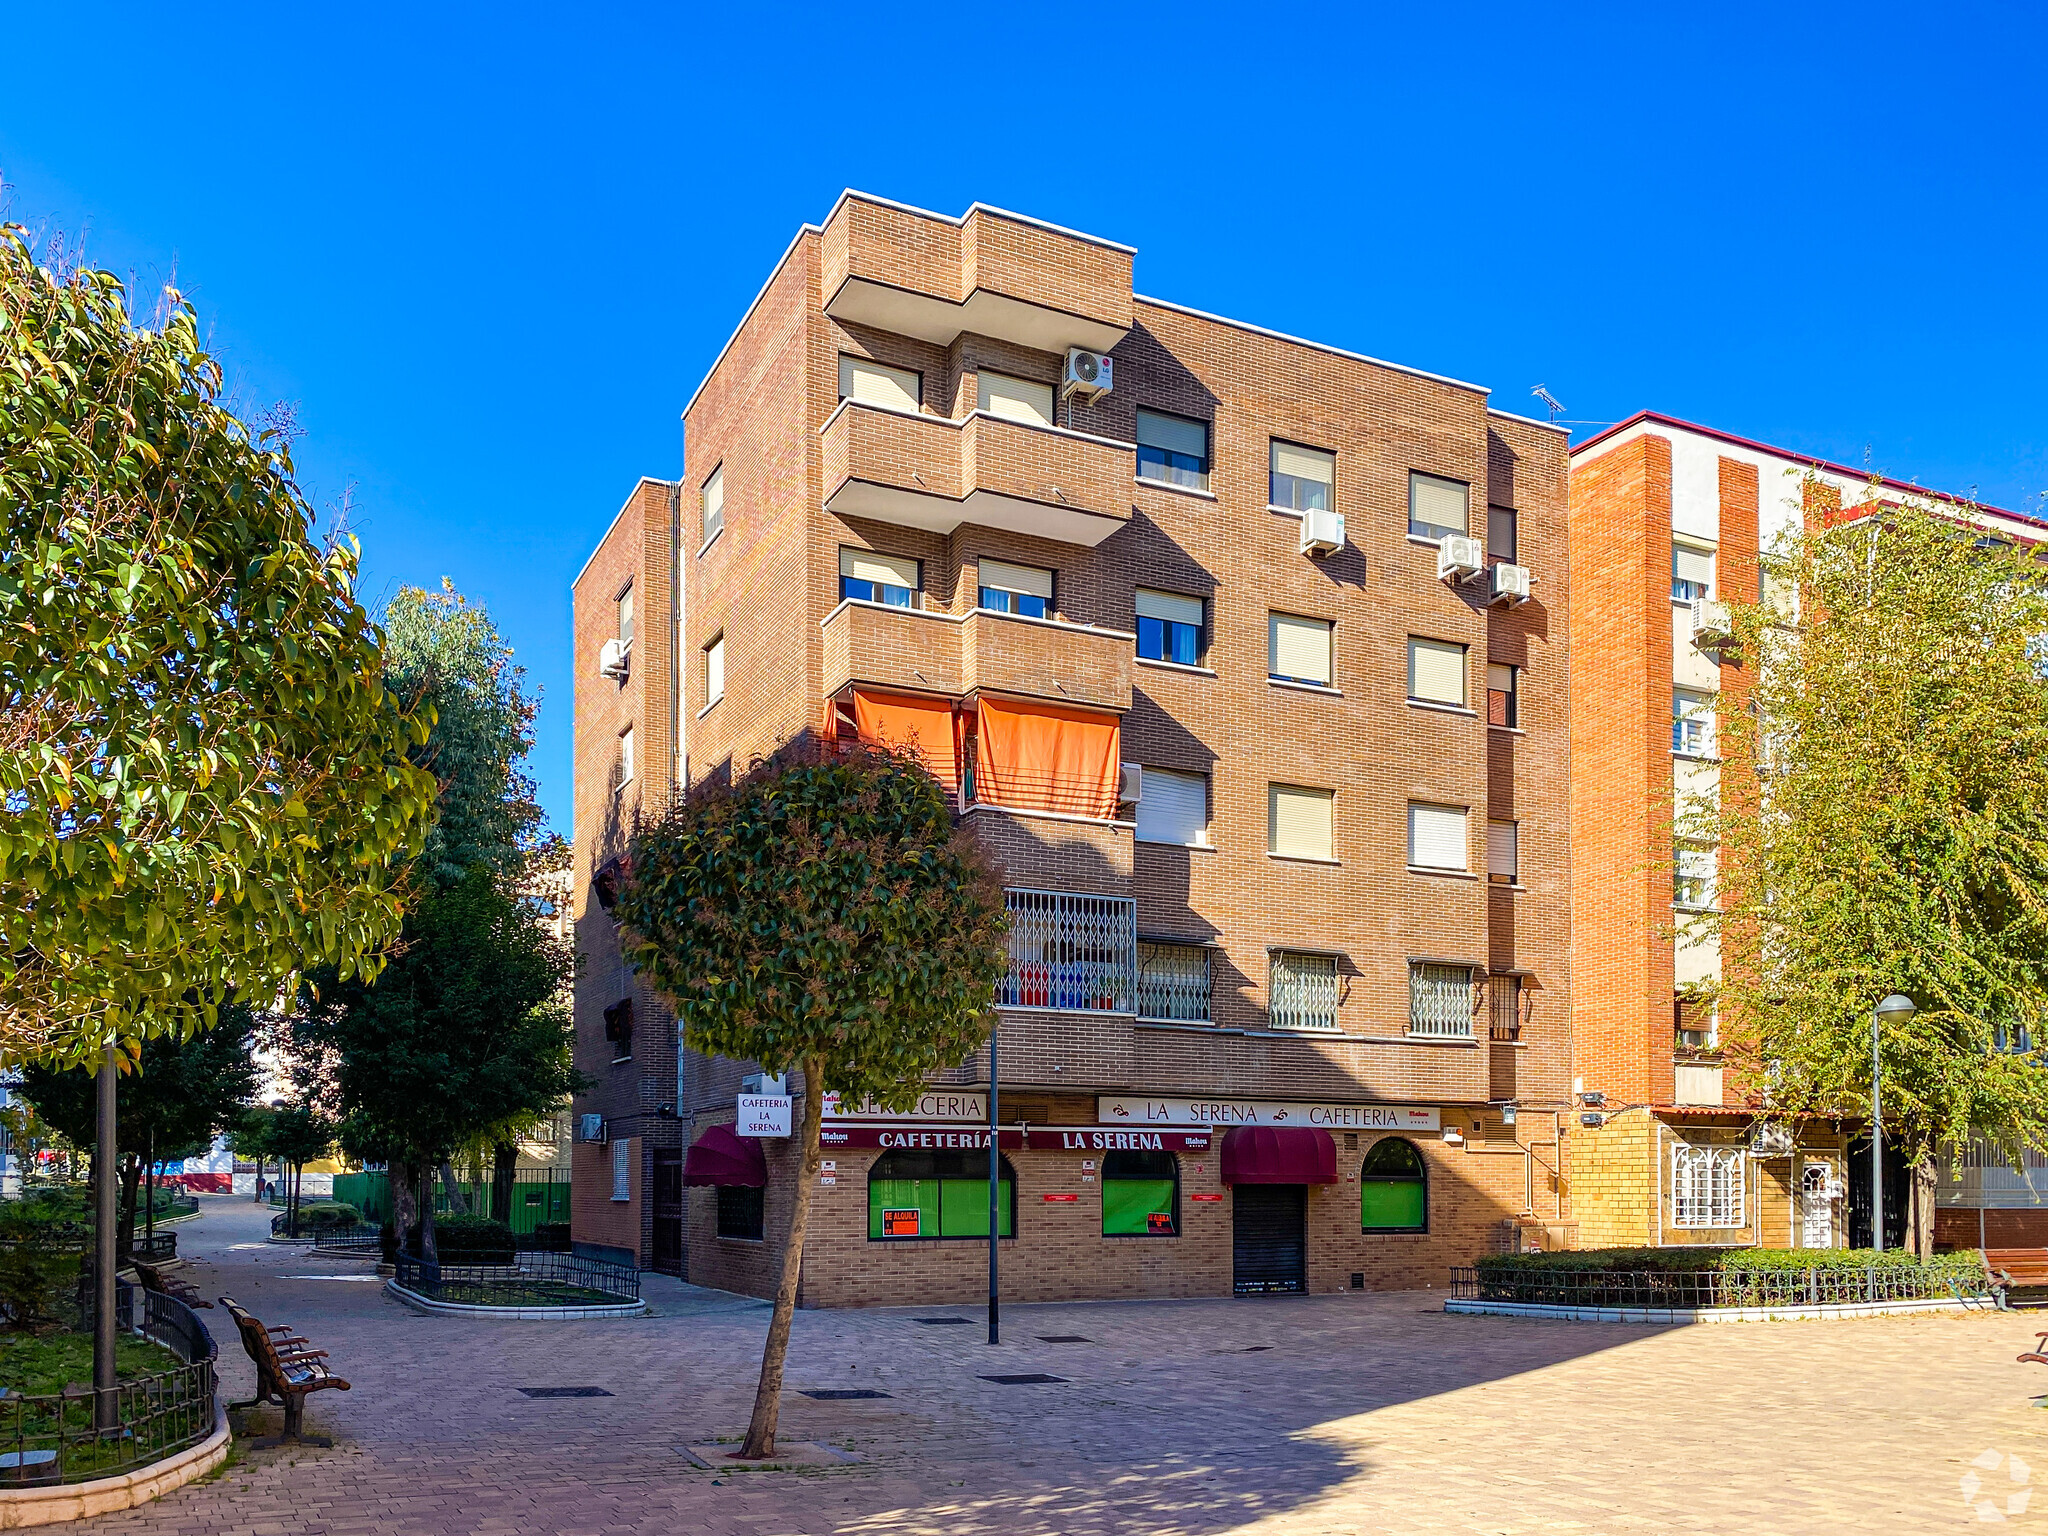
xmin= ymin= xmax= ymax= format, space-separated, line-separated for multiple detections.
xmin=570 ymin=192 xmax=1575 ymax=1300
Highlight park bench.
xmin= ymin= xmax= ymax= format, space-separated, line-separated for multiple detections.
xmin=1983 ymin=1248 xmax=2048 ymax=1309
xmin=219 ymin=1296 xmax=350 ymax=1447
xmin=131 ymin=1257 xmax=211 ymax=1308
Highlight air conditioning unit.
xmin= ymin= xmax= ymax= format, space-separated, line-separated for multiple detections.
xmin=599 ymin=637 xmax=631 ymax=680
xmin=1062 ymin=347 xmax=1113 ymax=402
xmin=579 ymin=1113 xmax=606 ymax=1144
xmin=1691 ymin=598 xmax=1734 ymax=646
xmin=1436 ymin=533 xmax=1485 ymax=584
xmin=1489 ymin=562 xmax=1533 ymax=605
xmin=1750 ymin=1123 xmax=1796 ymax=1157
xmin=740 ymin=1072 xmax=787 ymax=1096
xmin=1299 ymin=507 xmax=1345 ymax=556
xmin=1118 ymin=763 xmax=1142 ymax=804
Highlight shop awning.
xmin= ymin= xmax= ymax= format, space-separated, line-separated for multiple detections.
xmin=682 ymin=1123 xmax=768 ymax=1187
xmin=1221 ymin=1125 xmax=1337 ymax=1185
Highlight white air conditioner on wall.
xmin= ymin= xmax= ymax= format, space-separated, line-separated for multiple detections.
xmin=1062 ymin=348 xmax=1113 ymax=402
xmin=579 ymin=1113 xmax=606 ymax=1144
xmin=1437 ymin=534 xmax=1485 ymax=584
xmin=1489 ymin=562 xmax=1533 ymax=605
xmin=599 ymin=638 xmax=630 ymax=680
xmin=1691 ymin=598 xmax=1734 ymax=646
xmin=1299 ymin=507 xmax=1345 ymax=556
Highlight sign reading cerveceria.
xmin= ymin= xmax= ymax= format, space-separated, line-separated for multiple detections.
xmin=1098 ymin=1097 xmax=1441 ymax=1132
xmin=823 ymin=1091 xmax=987 ymax=1121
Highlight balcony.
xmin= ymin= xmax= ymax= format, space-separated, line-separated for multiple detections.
xmin=820 ymin=195 xmax=1132 ymax=356
xmin=822 ymin=402 xmax=1133 ymax=547
xmin=997 ymin=888 xmax=1137 ymax=1014
xmin=821 ymin=601 xmax=1131 ymax=714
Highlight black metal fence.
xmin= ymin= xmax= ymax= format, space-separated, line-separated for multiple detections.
xmin=0 ymin=1285 xmax=218 ymax=1485
xmin=393 ymin=1249 xmax=640 ymax=1308
xmin=1449 ymin=1264 xmax=1992 ymax=1309
xmin=309 ymin=1222 xmax=383 ymax=1257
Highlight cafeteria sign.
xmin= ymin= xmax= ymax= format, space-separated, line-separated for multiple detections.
xmin=736 ymin=1094 xmax=792 ymax=1138
xmin=1097 ymin=1096 xmax=1440 ymax=1133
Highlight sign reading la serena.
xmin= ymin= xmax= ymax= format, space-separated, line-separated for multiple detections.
xmin=1097 ymin=1096 xmax=1442 ymax=1133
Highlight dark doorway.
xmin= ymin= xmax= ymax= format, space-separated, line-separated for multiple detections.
xmin=1232 ymin=1184 xmax=1307 ymax=1294
xmin=651 ymin=1149 xmax=685 ymax=1277
xmin=1846 ymin=1135 xmax=1908 ymax=1251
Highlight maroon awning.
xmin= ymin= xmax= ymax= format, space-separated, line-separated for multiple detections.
xmin=1221 ymin=1125 xmax=1337 ymax=1185
xmin=682 ymin=1123 xmax=768 ymax=1187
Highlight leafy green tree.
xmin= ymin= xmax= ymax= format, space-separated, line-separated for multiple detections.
xmin=0 ymin=228 xmax=438 ymax=1064
xmin=1680 ymin=490 xmax=2048 ymax=1255
xmin=263 ymin=1105 xmax=336 ymax=1237
xmin=618 ymin=742 xmax=1008 ymax=1458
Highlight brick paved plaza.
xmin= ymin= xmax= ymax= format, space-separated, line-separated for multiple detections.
xmin=103 ymin=1200 xmax=2048 ymax=1535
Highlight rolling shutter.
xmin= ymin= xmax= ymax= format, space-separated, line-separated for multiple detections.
xmin=1269 ymin=613 xmax=1333 ymax=685
xmin=1136 ymin=409 xmax=1210 ymax=460
xmin=1408 ymin=638 xmax=1467 ymax=705
xmin=1136 ymin=768 xmax=1207 ymax=846
xmin=839 ymin=548 xmax=921 ymax=591
xmin=979 ymin=559 xmax=1054 ymax=600
xmin=1674 ymin=544 xmax=1716 ymax=592
xmin=1488 ymin=820 xmax=1519 ymax=882
xmin=838 ymin=355 xmax=921 ymax=411
xmin=1410 ymin=472 xmax=1470 ymax=535
xmin=1407 ymin=802 xmax=1467 ymax=870
xmin=978 ymin=372 xmax=1055 ymax=427
xmin=1136 ymin=589 xmax=1204 ymax=627
xmin=1272 ymin=441 xmax=1334 ymax=487
xmin=1269 ymin=784 xmax=1334 ymax=860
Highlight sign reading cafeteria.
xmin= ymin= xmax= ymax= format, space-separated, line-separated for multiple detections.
xmin=823 ymin=1091 xmax=986 ymax=1122
xmin=820 ymin=1124 xmax=1026 ymax=1151
xmin=735 ymin=1094 xmax=792 ymax=1138
xmin=1097 ymin=1097 xmax=1441 ymax=1133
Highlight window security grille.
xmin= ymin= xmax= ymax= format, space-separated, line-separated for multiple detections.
xmin=1488 ymin=975 xmax=1522 ymax=1041
xmin=1138 ymin=941 xmax=1211 ymax=1023
xmin=1409 ymin=963 xmax=1474 ymax=1037
xmin=1269 ymin=951 xmax=1339 ymax=1032
xmin=998 ymin=889 xmax=1137 ymax=1013
xmin=1671 ymin=1144 xmax=1745 ymax=1228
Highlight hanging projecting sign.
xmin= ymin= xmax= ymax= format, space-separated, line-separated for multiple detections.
xmin=823 ymin=1091 xmax=987 ymax=1122
xmin=736 ymin=1095 xmax=793 ymax=1138
xmin=1097 ymin=1097 xmax=1441 ymax=1133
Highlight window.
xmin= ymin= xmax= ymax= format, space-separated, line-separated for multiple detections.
xmin=977 ymin=372 xmax=1055 ymax=427
xmin=1137 ymin=940 xmax=1211 ymax=1023
xmin=614 ymin=726 xmax=635 ymax=791
xmin=978 ymin=559 xmax=1053 ymax=619
xmin=1136 ymin=590 xmax=1204 ymax=666
xmin=1409 ymin=962 xmax=1475 ymax=1037
xmin=1672 ymin=687 xmax=1714 ymax=756
xmin=1407 ymin=802 xmax=1468 ymax=872
xmin=602 ymin=997 xmax=633 ymax=1060
xmin=1674 ymin=843 xmax=1715 ymax=909
xmin=868 ymin=1148 xmax=1015 ymax=1240
xmin=839 ymin=547 xmax=920 ymax=607
xmin=1136 ymin=409 xmax=1210 ymax=491
xmin=1268 ymin=613 xmax=1333 ymax=686
xmin=701 ymin=466 xmax=724 ymax=546
xmin=1135 ymin=767 xmax=1208 ymax=847
xmin=1269 ymin=784 xmax=1334 ymax=861
xmin=617 ymin=583 xmax=635 ymax=650
xmin=1409 ymin=472 xmax=1469 ymax=542
xmin=837 ymin=354 xmax=921 ymax=412
xmin=1407 ymin=637 xmax=1468 ymax=707
xmin=1488 ymin=820 xmax=1519 ymax=885
xmin=1102 ymin=1149 xmax=1178 ymax=1236
xmin=1360 ymin=1138 xmax=1427 ymax=1231
xmin=1762 ymin=562 xmax=1797 ymax=623
xmin=998 ymin=889 xmax=1137 ymax=1013
xmin=716 ymin=1184 xmax=764 ymax=1241
xmin=1270 ymin=441 xmax=1334 ymax=512
xmin=1487 ymin=504 xmax=1518 ymax=563
xmin=1487 ymin=663 xmax=1519 ymax=728
xmin=1671 ymin=1144 xmax=1745 ymax=1228
xmin=610 ymin=1138 xmax=630 ymax=1202
xmin=1673 ymin=542 xmax=1715 ymax=602
xmin=1490 ymin=975 xmax=1524 ymax=1041
xmin=1675 ymin=998 xmax=1717 ymax=1050
xmin=1269 ymin=950 xmax=1339 ymax=1031
xmin=704 ymin=634 xmax=726 ymax=707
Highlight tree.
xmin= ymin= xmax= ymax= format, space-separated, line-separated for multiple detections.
xmin=618 ymin=742 xmax=1008 ymax=1458
xmin=263 ymin=1105 xmax=336 ymax=1238
xmin=1680 ymin=490 xmax=2048 ymax=1255
xmin=0 ymin=227 xmax=438 ymax=1065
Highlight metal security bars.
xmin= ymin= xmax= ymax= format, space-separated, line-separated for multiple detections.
xmin=1409 ymin=963 xmax=1475 ymax=1038
xmin=1269 ymin=951 xmax=1339 ymax=1032
xmin=998 ymin=890 xmax=1137 ymax=1013
xmin=1138 ymin=941 xmax=1211 ymax=1023
xmin=1671 ymin=1144 xmax=1746 ymax=1228
xmin=1488 ymin=975 xmax=1523 ymax=1042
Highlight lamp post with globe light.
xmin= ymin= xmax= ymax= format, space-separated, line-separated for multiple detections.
xmin=1871 ymin=993 xmax=1918 ymax=1251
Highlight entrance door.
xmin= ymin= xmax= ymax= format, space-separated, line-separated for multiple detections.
xmin=1232 ymin=1184 xmax=1307 ymax=1294
xmin=1846 ymin=1136 xmax=1907 ymax=1250
xmin=1800 ymin=1163 xmax=1835 ymax=1248
xmin=651 ymin=1150 xmax=684 ymax=1277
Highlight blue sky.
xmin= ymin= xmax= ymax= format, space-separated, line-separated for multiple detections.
xmin=5 ymin=2 xmax=2043 ymax=835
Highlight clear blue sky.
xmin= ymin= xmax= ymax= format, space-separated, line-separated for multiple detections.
xmin=6 ymin=3 xmax=2043 ymax=836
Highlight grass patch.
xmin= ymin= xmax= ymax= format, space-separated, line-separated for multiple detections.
xmin=0 ymin=1331 xmax=182 ymax=1395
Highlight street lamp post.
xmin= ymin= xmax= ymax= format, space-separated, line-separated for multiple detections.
xmin=1871 ymin=993 xmax=1918 ymax=1252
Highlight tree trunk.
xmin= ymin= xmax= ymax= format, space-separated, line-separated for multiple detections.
xmin=439 ymin=1160 xmax=469 ymax=1216
xmin=1908 ymin=1156 xmax=1938 ymax=1260
xmin=392 ymin=1157 xmax=419 ymax=1257
xmin=418 ymin=1167 xmax=440 ymax=1263
xmin=144 ymin=1133 xmax=156 ymax=1243
xmin=739 ymin=1057 xmax=826 ymax=1461
xmin=491 ymin=1141 xmax=517 ymax=1225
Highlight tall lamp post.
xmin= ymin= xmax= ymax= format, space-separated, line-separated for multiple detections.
xmin=1871 ymin=993 xmax=1918 ymax=1252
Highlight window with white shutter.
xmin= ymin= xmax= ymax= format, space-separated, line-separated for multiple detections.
xmin=1268 ymin=613 xmax=1333 ymax=686
xmin=1136 ymin=409 xmax=1211 ymax=490
xmin=1409 ymin=472 xmax=1469 ymax=542
xmin=1270 ymin=441 xmax=1335 ymax=512
xmin=1268 ymin=784 xmax=1334 ymax=861
xmin=1135 ymin=768 xmax=1209 ymax=847
xmin=701 ymin=465 xmax=725 ymax=546
xmin=1673 ymin=542 xmax=1716 ymax=601
xmin=979 ymin=559 xmax=1054 ymax=619
xmin=1487 ymin=820 xmax=1518 ymax=884
xmin=838 ymin=355 xmax=922 ymax=412
xmin=1487 ymin=663 xmax=1518 ymax=728
xmin=839 ymin=547 xmax=921 ymax=607
xmin=1407 ymin=802 xmax=1468 ymax=871
xmin=1408 ymin=637 xmax=1468 ymax=706
xmin=977 ymin=372 xmax=1055 ymax=427
xmin=1136 ymin=590 xmax=1205 ymax=666
xmin=704 ymin=634 xmax=725 ymax=706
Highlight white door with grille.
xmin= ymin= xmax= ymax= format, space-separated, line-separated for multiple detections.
xmin=1800 ymin=1163 xmax=1835 ymax=1248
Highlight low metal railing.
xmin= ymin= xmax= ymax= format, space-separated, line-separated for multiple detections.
xmin=308 ymin=1222 xmax=383 ymax=1256
xmin=1450 ymin=1263 xmax=1991 ymax=1308
xmin=394 ymin=1249 xmax=640 ymax=1307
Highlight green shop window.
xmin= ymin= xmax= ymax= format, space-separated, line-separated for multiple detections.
xmin=1101 ymin=1149 xmax=1178 ymax=1237
xmin=868 ymin=1148 xmax=1015 ymax=1240
xmin=1360 ymin=1137 xmax=1428 ymax=1232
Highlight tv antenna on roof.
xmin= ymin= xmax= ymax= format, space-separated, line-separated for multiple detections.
xmin=1531 ymin=385 xmax=1566 ymax=425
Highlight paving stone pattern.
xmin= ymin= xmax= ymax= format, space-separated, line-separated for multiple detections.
xmin=98 ymin=1199 xmax=2046 ymax=1534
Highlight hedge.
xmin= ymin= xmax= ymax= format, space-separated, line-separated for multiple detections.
xmin=1473 ymin=1245 xmax=1982 ymax=1283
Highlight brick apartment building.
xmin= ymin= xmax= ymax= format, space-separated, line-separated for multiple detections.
xmin=569 ymin=192 xmax=1575 ymax=1302
xmin=1563 ymin=412 xmax=2046 ymax=1253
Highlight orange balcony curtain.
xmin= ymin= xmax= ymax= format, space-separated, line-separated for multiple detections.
xmin=852 ymin=689 xmax=959 ymax=790
xmin=976 ymin=696 xmax=1120 ymax=818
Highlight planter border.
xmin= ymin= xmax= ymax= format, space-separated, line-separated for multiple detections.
xmin=1445 ymin=1295 xmax=1982 ymax=1324
xmin=0 ymin=1405 xmax=228 ymax=1529
xmin=384 ymin=1279 xmax=647 ymax=1320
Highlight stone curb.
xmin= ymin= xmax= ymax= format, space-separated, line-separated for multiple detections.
xmin=382 ymin=1279 xmax=648 ymax=1320
xmin=0 ymin=1405 xmax=229 ymax=1529
xmin=1444 ymin=1296 xmax=1984 ymax=1324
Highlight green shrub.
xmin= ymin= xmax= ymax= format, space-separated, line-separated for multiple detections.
xmin=293 ymin=1202 xmax=362 ymax=1229
xmin=1474 ymin=1245 xmax=1980 ymax=1280
xmin=432 ymin=1214 xmax=515 ymax=1260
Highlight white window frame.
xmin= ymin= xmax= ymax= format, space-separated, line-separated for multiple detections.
xmin=701 ymin=465 xmax=725 ymax=548
xmin=1407 ymin=802 xmax=1468 ymax=872
xmin=1674 ymin=843 xmax=1716 ymax=910
xmin=1671 ymin=1143 xmax=1745 ymax=1228
xmin=616 ymin=725 xmax=635 ymax=790
xmin=1673 ymin=687 xmax=1715 ymax=757
xmin=1409 ymin=471 xmax=1470 ymax=543
xmin=1268 ymin=783 xmax=1335 ymax=862
xmin=837 ymin=354 xmax=922 ymax=412
xmin=1135 ymin=767 xmax=1210 ymax=848
xmin=616 ymin=582 xmax=635 ymax=651
xmin=1268 ymin=612 xmax=1334 ymax=687
xmin=1672 ymin=541 xmax=1716 ymax=603
xmin=1407 ymin=637 xmax=1468 ymax=707
xmin=1269 ymin=440 xmax=1335 ymax=512
xmin=705 ymin=633 xmax=726 ymax=708
xmin=611 ymin=1137 xmax=631 ymax=1202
